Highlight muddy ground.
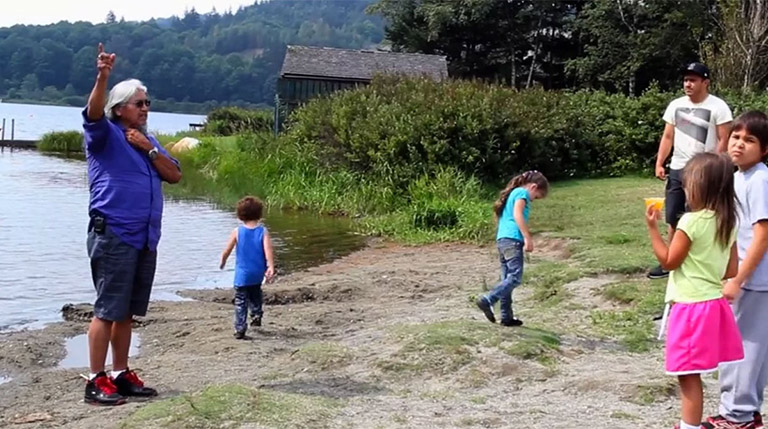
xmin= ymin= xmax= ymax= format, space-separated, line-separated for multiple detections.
xmin=0 ymin=240 xmax=728 ymax=428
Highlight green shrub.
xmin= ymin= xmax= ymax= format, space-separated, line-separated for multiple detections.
xmin=203 ymin=107 xmax=274 ymax=136
xmin=287 ymin=77 xmax=671 ymax=186
xmin=37 ymin=131 xmax=83 ymax=153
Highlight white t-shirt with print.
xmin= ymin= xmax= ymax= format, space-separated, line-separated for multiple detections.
xmin=735 ymin=162 xmax=768 ymax=291
xmin=663 ymin=94 xmax=733 ymax=170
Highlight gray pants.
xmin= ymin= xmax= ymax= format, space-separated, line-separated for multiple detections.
xmin=719 ymin=290 xmax=768 ymax=422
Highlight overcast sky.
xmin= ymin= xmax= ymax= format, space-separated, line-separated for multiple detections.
xmin=1 ymin=0 xmax=260 ymax=28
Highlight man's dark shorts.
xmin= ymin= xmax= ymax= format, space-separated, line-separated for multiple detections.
xmin=87 ymin=225 xmax=156 ymax=321
xmin=665 ymin=168 xmax=687 ymax=229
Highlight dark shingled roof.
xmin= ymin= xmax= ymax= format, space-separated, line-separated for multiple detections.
xmin=281 ymin=45 xmax=448 ymax=81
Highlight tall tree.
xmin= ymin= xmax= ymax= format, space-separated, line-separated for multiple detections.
xmin=705 ymin=0 xmax=768 ymax=90
xmin=370 ymin=0 xmax=579 ymax=88
xmin=567 ymin=0 xmax=715 ymax=95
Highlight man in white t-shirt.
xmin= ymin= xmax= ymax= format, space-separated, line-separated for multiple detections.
xmin=648 ymin=62 xmax=733 ymax=279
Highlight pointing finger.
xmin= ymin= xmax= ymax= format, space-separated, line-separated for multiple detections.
xmin=98 ymin=43 xmax=104 ymax=54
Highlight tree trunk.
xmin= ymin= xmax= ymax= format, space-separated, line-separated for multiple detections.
xmin=511 ymin=46 xmax=517 ymax=88
xmin=526 ymin=13 xmax=545 ymax=89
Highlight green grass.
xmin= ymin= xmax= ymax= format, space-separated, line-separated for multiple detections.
xmin=37 ymin=131 xmax=83 ymax=153
xmin=532 ymin=176 xmax=666 ymax=274
xmin=625 ymin=379 xmax=678 ymax=405
xmin=610 ymin=411 xmax=639 ymax=421
xmin=293 ymin=342 xmax=353 ymax=370
xmin=376 ymin=320 xmax=560 ymax=374
xmin=591 ymin=279 xmax=666 ymax=352
xmin=120 ymin=384 xmax=342 ymax=429
xmin=469 ymin=395 xmax=487 ymax=405
xmin=524 ymin=261 xmax=582 ymax=305
xmin=460 ymin=368 xmax=491 ymax=388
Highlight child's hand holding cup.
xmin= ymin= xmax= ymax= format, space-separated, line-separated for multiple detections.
xmin=644 ymin=198 xmax=664 ymax=228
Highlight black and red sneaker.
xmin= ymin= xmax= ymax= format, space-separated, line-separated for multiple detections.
xmin=703 ymin=412 xmax=764 ymax=429
xmin=113 ymin=368 xmax=158 ymax=397
xmin=84 ymin=372 xmax=126 ymax=406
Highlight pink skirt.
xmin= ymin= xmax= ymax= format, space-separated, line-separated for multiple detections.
xmin=665 ymin=297 xmax=744 ymax=375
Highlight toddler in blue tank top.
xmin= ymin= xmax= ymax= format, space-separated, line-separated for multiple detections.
xmin=220 ymin=196 xmax=276 ymax=339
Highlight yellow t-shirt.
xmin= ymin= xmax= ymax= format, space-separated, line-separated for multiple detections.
xmin=665 ymin=210 xmax=734 ymax=303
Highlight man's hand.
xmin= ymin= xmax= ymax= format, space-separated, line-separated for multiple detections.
xmin=723 ymin=278 xmax=742 ymax=303
xmin=96 ymin=43 xmax=116 ymax=77
xmin=125 ymin=129 xmax=153 ymax=152
xmin=86 ymin=43 xmax=115 ymax=123
xmin=265 ymin=267 xmax=275 ymax=283
xmin=655 ymin=165 xmax=666 ymax=180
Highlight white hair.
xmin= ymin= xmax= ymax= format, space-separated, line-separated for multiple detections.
xmin=105 ymin=79 xmax=148 ymax=121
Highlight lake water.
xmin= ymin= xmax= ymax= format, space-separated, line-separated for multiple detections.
xmin=0 ymin=105 xmax=366 ymax=331
xmin=0 ymin=102 xmax=205 ymax=140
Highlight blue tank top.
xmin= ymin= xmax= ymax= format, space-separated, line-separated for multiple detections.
xmin=234 ymin=225 xmax=267 ymax=287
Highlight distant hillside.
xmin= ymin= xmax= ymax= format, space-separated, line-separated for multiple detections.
xmin=0 ymin=0 xmax=383 ymax=112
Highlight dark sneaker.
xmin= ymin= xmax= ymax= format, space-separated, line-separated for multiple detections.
xmin=703 ymin=412 xmax=763 ymax=429
xmin=113 ymin=369 xmax=158 ymax=397
xmin=234 ymin=331 xmax=246 ymax=339
xmin=501 ymin=318 xmax=524 ymax=327
xmin=250 ymin=317 xmax=262 ymax=327
xmin=84 ymin=372 xmax=126 ymax=406
xmin=475 ymin=297 xmax=496 ymax=323
xmin=648 ymin=265 xmax=670 ymax=279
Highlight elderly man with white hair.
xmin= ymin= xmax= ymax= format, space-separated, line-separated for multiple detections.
xmin=81 ymin=43 xmax=181 ymax=406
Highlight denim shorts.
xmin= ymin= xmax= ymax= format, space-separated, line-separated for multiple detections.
xmin=87 ymin=225 xmax=157 ymax=321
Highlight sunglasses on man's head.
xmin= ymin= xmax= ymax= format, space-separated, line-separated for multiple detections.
xmin=132 ymin=99 xmax=151 ymax=108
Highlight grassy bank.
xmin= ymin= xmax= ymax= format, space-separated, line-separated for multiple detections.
xmin=168 ymin=134 xmax=665 ymax=260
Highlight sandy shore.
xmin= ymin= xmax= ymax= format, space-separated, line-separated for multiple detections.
xmin=0 ymin=240 xmax=726 ymax=428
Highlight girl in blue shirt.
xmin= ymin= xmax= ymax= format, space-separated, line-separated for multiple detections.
xmin=476 ymin=170 xmax=549 ymax=326
xmin=220 ymin=196 xmax=276 ymax=339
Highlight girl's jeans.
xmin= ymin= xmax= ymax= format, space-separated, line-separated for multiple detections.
xmin=483 ymin=238 xmax=524 ymax=321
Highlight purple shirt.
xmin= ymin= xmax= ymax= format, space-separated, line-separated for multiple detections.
xmin=82 ymin=108 xmax=179 ymax=251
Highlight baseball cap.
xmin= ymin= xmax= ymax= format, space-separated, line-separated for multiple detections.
xmin=682 ymin=62 xmax=710 ymax=79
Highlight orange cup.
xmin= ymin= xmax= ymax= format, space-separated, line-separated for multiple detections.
xmin=644 ymin=198 xmax=664 ymax=211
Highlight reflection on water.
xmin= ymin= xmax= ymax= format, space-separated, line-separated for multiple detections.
xmin=0 ymin=150 xmax=365 ymax=330
xmin=58 ymin=333 xmax=141 ymax=370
